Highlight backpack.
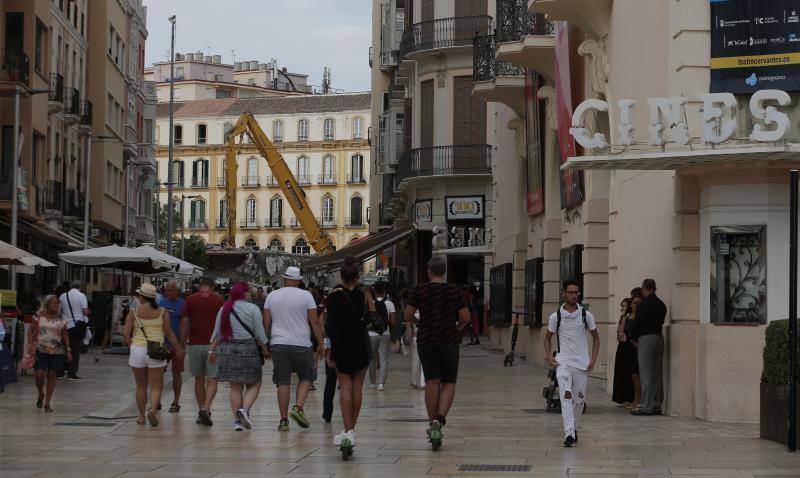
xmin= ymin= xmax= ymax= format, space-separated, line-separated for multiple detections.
xmin=370 ymin=297 xmax=390 ymax=335
xmin=555 ymin=305 xmax=588 ymax=353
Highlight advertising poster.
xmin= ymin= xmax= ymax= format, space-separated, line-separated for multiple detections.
xmin=445 ymin=196 xmax=484 ymax=220
xmin=711 ymin=0 xmax=800 ymax=93
xmin=525 ymin=70 xmax=545 ymax=216
xmin=414 ymin=199 xmax=432 ymax=223
xmin=554 ymin=21 xmax=585 ymax=209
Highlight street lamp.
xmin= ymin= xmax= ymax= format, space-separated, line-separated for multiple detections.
xmin=9 ymin=87 xmax=52 ymax=290
xmin=153 ymin=181 xmax=174 ymax=251
xmin=167 ymin=15 xmax=177 ymax=256
xmin=178 ymin=194 xmax=200 ymax=261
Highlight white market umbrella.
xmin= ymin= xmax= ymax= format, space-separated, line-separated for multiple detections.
xmin=134 ymin=246 xmax=203 ymax=278
xmin=0 ymin=239 xmax=56 ymax=267
xmin=59 ymin=245 xmax=177 ymax=274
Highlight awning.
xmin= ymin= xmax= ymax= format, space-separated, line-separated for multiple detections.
xmin=59 ymin=245 xmax=178 ymax=274
xmin=135 ymin=246 xmax=204 ymax=278
xmin=561 ymin=144 xmax=800 ymax=171
xmin=302 ymin=225 xmax=415 ymax=272
xmin=432 ymin=245 xmax=493 ymax=256
xmin=0 ymin=239 xmax=57 ymax=266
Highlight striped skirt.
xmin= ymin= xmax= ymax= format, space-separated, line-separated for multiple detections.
xmin=218 ymin=339 xmax=262 ymax=384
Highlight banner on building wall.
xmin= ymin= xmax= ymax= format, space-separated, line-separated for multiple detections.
xmin=414 ymin=199 xmax=432 ymax=223
xmin=711 ymin=0 xmax=800 ymax=93
xmin=525 ymin=70 xmax=545 ymax=216
xmin=554 ymin=21 xmax=585 ymax=209
xmin=446 ymin=196 xmax=484 ymax=220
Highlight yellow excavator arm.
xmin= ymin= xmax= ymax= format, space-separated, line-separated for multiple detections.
xmin=224 ymin=113 xmax=335 ymax=255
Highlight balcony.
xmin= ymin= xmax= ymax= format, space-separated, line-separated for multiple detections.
xmin=136 ymin=215 xmax=155 ymax=243
xmin=191 ymin=178 xmax=209 ymax=188
xmin=316 ymin=217 xmax=337 ymax=229
xmin=48 ymin=73 xmax=64 ymax=110
xmin=80 ymin=100 xmax=93 ymax=127
xmin=397 ymin=145 xmax=492 ymax=184
xmin=188 ymin=221 xmax=208 ymax=230
xmin=400 ymin=15 xmax=493 ymax=59
xmin=495 ymin=2 xmax=556 ymax=81
xmin=346 ymin=174 xmax=367 ymax=185
xmin=215 ymin=219 xmax=228 ymax=229
xmin=0 ymin=49 xmax=30 ymax=87
xmin=344 ymin=216 xmax=365 ymax=228
xmin=472 ymin=35 xmax=526 ymax=116
xmin=318 ymin=174 xmax=337 ymax=185
xmin=241 ymin=176 xmax=261 ymax=187
xmin=63 ymin=189 xmax=89 ymax=219
xmin=529 ymin=0 xmax=610 ymax=39
xmin=265 ymin=218 xmax=284 ymax=229
xmin=64 ymin=87 xmax=80 ymax=124
xmin=290 ymin=218 xmax=302 ymax=228
xmin=296 ymin=176 xmax=311 ymax=186
xmin=240 ymin=218 xmax=260 ymax=229
xmin=378 ymin=3 xmax=404 ymax=71
xmin=217 ymin=177 xmax=228 ymax=188
xmin=265 ymin=175 xmax=279 ymax=186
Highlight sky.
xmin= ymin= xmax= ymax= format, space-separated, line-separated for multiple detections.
xmin=142 ymin=0 xmax=372 ymax=92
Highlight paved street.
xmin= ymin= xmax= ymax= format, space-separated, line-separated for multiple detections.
xmin=0 ymin=345 xmax=795 ymax=478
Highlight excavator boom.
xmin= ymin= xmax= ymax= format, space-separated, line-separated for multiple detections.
xmin=224 ymin=113 xmax=335 ymax=255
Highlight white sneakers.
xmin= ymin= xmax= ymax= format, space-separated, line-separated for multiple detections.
xmin=333 ymin=429 xmax=356 ymax=446
xmin=377 ymin=384 xmax=385 ymax=392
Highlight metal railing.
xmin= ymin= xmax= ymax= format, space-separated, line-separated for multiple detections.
xmin=191 ymin=178 xmax=209 ymax=188
xmin=344 ymin=216 xmax=364 ymax=227
xmin=241 ymin=176 xmax=260 ymax=187
xmin=318 ymin=174 xmax=337 ymax=185
xmin=473 ymin=35 xmax=525 ymax=82
xmin=81 ymin=100 xmax=92 ymax=126
xmin=65 ymin=87 xmax=80 ymax=115
xmin=496 ymin=0 xmax=553 ymax=43
xmin=346 ymin=173 xmax=367 ymax=184
xmin=188 ymin=221 xmax=207 ymax=230
xmin=290 ymin=218 xmax=301 ymax=228
xmin=215 ymin=219 xmax=227 ymax=229
xmin=400 ymin=15 xmax=493 ymax=58
xmin=64 ymin=189 xmax=89 ymax=218
xmin=49 ymin=73 xmax=64 ymax=103
xmin=240 ymin=218 xmax=260 ymax=229
xmin=265 ymin=175 xmax=279 ymax=186
xmin=217 ymin=177 xmax=227 ymax=187
xmin=0 ymin=49 xmax=30 ymax=85
xmin=297 ymin=175 xmax=311 ymax=186
xmin=44 ymin=180 xmax=63 ymax=210
xmin=316 ymin=217 xmax=337 ymax=228
xmin=265 ymin=218 xmax=284 ymax=228
xmin=397 ymin=145 xmax=492 ymax=183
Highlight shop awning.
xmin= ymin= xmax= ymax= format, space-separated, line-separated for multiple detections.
xmin=561 ymin=144 xmax=800 ymax=171
xmin=302 ymin=225 xmax=415 ymax=272
xmin=0 ymin=240 xmax=57 ymax=267
xmin=432 ymin=245 xmax=493 ymax=256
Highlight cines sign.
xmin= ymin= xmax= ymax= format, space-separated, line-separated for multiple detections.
xmin=569 ymin=90 xmax=798 ymax=150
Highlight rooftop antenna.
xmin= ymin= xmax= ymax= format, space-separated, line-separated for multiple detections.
xmin=230 ymin=50 xmax=236 ymax=64
xmin=322 ymin=67 xmax=331 ymax=94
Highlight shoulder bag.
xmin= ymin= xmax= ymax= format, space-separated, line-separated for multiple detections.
xmin=230 ymin=308 xmax=266 ymax=364
xmin=135 ymin=309 xmax=171 ymax=361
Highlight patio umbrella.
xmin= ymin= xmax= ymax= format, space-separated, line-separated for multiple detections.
xmin=0 ymin=240 xmax=56 ymax=267
xmin=134 ymin=246 xmax=203 ymax=278
xmin=59 ymin=245 xmax=178 ymax=274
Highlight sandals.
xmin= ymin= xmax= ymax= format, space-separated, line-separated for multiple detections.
xmin=136 ymin=416 xmax=146 ymax=425
xmin=168 ymin=403 xmax=181 ymax=413
xmin=44 ymin=405 xmax=53 ymax=413
xmin=146 ymin=409 xmax=159 ymax=427
xmin=36 ymin=393 xmax=44 ymax=409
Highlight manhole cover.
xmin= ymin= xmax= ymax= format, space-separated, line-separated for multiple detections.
xmin=458 ymin=465 xmax=532 ymax=472
xmin=53 ymin=422 xmax=116 ymax=427
xmin=386 ymin=418 xmax=430 ymax=423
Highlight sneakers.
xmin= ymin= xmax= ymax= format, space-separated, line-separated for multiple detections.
xmin=236 ymin=408 xmax=251 ymax=430
xmin=277 ymin=419 xmax=290 ymax=431
xmin=563 ymin=435 xmax=576 ymax=447
xmin=426 ymin=419 xmax=441 ymax=438
xmin=233 ymin=420 xmax=244 ymax=431
xmin=377 ymin=384 xmax=384 ymax=392
xmin=345 ymin=429 xmax=356 ymax=446
xmin=369 ymin=384 xmax=376 ymax=389
xmin=333 ymin=429 xmax=347 ymax=446
xmin=198 ymin=409 xmax=213 ymax=426
xmin=66 ymin=374 xmax=82 ymax=381
xmin=290 ymin=405 xmax=310 ymax=428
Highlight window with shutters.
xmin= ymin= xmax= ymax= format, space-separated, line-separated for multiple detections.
xmin=322 ymin=155 xmax=335 ymax=183
xmin=218 ymin=199 xmax=228 ymax=227
xmin=192 ymin=158 xmax=209 ymax=187
xmin=246 ymin=197 xmax=258 ymax=226
xmin=420 ymin=81 xmax=434 ymax=148
xmin=190 ymin=199 xmax=205 ymax=227
xmin=270 ymin=196 xmax=283 ymax=227
xmin=350 ymin=154 xmax=364 ymax=183
xmin=324 ymin=118 xmax=335 ymax=141
xmin=197 ymin=124 xmax=207 ymax=144
xmin=353 ymin=117 xmax=364 ymax=139
xmin=174 ymin=125 xmax=183 ymax=145
xmin=246 ymin=157 xmax=258 ymax=185
xmin=273 ymin=120 xmax=284 ymax=142
xmin=223 ymin=122 xmax=233 ymax=142
xmin=297 ymin=156 xmax=309 ymax=182
xmin=298 ymin=119 xmax=309 ymax=141
xmin=293 ymin=237 xmax=310 ymax=254
xmin=172 ymin=161 xmax=184 ymax=187
xmin=350 ymin=196 xmax=363 ymax=226
xmin=269 ymin=237 xmax=284 ymax=252
xmin=322 ymin=196 xmax=335 ymax=226
xmin=453 ymin=76 xmax=486 ymax=145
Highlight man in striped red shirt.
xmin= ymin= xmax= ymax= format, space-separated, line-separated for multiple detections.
xmin=404 ymin=255 xmax=470 ymax=443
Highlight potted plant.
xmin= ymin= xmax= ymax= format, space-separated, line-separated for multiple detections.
xmin=760 ymin=318 xmax=800 ymax=444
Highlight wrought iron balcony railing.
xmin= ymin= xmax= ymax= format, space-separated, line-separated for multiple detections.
xmin=296 ymin=175 xmax=311 ymax=186
xmin=188 ymin=221 xmax=208 ymax=230
xmin=0 ymin=49 xmax=30 ymax=85
xmin=65 ymin=87 xmax=80 ymax=115
xmin=240 ymin=218 xmax=260 ymax=229
xmin=217 ymin=177 xmax=227 ymax=187
xmin=241 ymin=176 xmax=260 ymax=187
xmin=400 ymin=15 xmax=493 ymax=59
xmin=49 ymin=73 xmax=64 ymax=103
xmin=345 ymin=216 xmax=364 ymax=228
xmin=265 ymin=218 xmax=284 ymax=229
xmin=496 ymin=0 xmax=553 ymax=43
xmin=215 ymin=219 xmax=227 ymax=229
xmin=316 ymin=217 xmax=337 ymax=228
xmin=397 ymin=145 xmax=492 ymax=183
xmin=318 ymin=174 xmax=337 ymax=185
xmin=191 ymin=178 xmax=209 ymax=188
xmin=473 ymin=35 xmax=525 ymax=82
xmin=346 ymin=173 xmax=367 ymax=184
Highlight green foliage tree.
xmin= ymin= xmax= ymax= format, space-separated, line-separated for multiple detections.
xmin=156 ymin=204 xmax=208 ymax=268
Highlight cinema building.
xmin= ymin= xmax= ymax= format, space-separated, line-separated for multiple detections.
xmin=478 ymin=0 xmax=799 ymax=423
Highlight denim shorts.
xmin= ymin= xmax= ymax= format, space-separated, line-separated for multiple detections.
xmin=270 ymin=344 xmax=314 ymax=386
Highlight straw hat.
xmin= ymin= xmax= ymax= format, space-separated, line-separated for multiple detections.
xmin=136 ymin=283 xmax=158 ymax=299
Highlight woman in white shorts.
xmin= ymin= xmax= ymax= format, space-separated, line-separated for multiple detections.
xmin=123 ymin=283 xmax=184 ymax=426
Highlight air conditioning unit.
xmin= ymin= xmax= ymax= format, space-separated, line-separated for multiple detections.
xmin=90 ymin=228 xmax=100 ymax=237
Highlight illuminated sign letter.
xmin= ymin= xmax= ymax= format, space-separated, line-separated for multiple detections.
xmin=569 ymin=99 xmax=609 ymax=150
xmin=700 ymin=93 xmax=737 ymax=144
xmin=749 ymin=89 xmax=791 ymax=142
xmin=617 ymin=99 xmax=636 ymax=146
xmin=647 ymin=97 xmax=690 ymax=146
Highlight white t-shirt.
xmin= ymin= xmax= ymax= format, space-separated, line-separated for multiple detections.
xmin=547 ymin=305 xmax=596 ymax=371
xmin=264 ymin=287 xmax=317 ymax=347
xmin=369 ymin=296 xmax=396 ymax=337
xmin=60 ymin=288 xmax=88 ymax=329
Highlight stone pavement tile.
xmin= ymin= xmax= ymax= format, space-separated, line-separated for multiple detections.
xmin=115 ymin=472 xmax=217 ymax=478
xmin=295 ymin=454 xmax=400 ymax=465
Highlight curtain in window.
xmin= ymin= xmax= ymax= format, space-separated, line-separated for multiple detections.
xmin=270 ymin=196 xmax=282 ymax=227
xmin=350 ymin=154 xmax=363 ymax=182
xmin=273 ymin=121 xmax=284 ymax=141
xmin=323 ymin=155 xmax=334 ymax=181
xmin=353 ymin=117 xmax=364 ymax=139
xmin=193 ymin=159 xmax=208 ymax=186
xmin=324 ymin=118 xmax=335 ymax=140
xmin=172 ymin=161 xmax=184 ymax=187
xmin=298 ymin=119 xmax=309 ymax=141
xmin=246 ymin=198 xmax=257 ymax=225
xmin=297 ymin=156 xmax=309 ymax=181
xmin=323 ymin=197 xmax=334 ymax=225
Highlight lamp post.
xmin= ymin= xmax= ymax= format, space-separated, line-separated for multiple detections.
xmin=178 ymin=194 xmax=200 ymax=261
xmin=167 ymin=15 xmax=177 ymax=255
xmin=9 ymin=86 xmax=53 ymax=290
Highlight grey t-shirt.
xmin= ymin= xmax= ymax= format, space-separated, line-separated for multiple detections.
xmin=212 ymin=300 xmax=267 ymax=342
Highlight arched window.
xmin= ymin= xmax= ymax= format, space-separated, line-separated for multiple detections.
xmin=269 ymin=237 xmax=284 ymax=252
xmin=246 ymin=157 xmax=259 ymax=186
xmin=192 ymin=158 xmax=209 ymax=187
xmin=172 ymin=161 xmax=184 ymax=187
xmin=350 ymin=196 xmax=363 ymax=226
xmin=322 ymin=155 xmax=335 ymax=183
xmin=292 ymin=237 xmax=310 ymax=254
xmin=297 ymin=119 xmax=309 ymax=141
xmin=324 ymin=118 xmax=335 ymax=141
xmin=245 ymin=237 xmax=257 ymax=248
xmin=218 ymin=199 xmax=228 ymax=228
xmin=273 ymin=120 xmax=284 ymax=142
xmin=349 ymin=154 xmax=364 ymax=183
xmin=353 ymin=117 xmax=364 ymax=139
xmin=322 ymin=196 xmax=335 ymax=226
xmin=223 ymin=122 xmax=233 ymax=142
xmin=246 ymin=197 xmax=258 ymax=226
xmin=197 ymin=124 xmax=207 ymax=144
xmin=270 ymin=196 xmax=283 ymax=228
xmin=189 ymin=199 xmax=206 ymax=227
xmin=173 ymin=124 xmax=183 ymax=145
xmin=296 ymin=156 xmax=309 ymax=183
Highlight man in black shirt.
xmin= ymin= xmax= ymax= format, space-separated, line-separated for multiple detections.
xmin=629 ymin=278 xmax=667 ymax=416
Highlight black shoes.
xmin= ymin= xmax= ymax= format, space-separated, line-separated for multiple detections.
xmin=198 ymin=409 xmax=213 ymax=426
xmin=563 ymin=435 xmax=576 ymax=447
xmin=630 ymin=409 xmax=652 ymax=416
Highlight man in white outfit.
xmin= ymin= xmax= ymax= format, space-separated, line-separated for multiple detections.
xmin=543 ymin=278 xmax=599 ymax=447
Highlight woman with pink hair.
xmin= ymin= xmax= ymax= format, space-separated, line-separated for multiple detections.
xmin=208 ymin=282 xmax=268 ymax=431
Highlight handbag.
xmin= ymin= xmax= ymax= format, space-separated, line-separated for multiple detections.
xmin=230 ymin=309 xmax=266 ymax=364
xmin=20 ymin=314 xmax=41 ymax=369
xmin=340 ymin=289 xmax=373 ymax=362
xmin=135 ymin=309 xmax=171 ymax=361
